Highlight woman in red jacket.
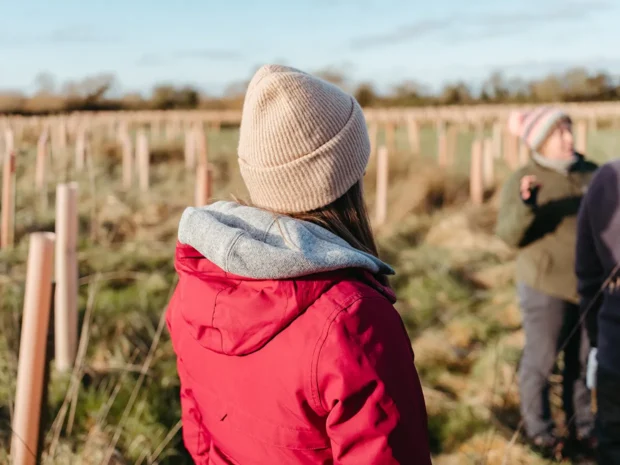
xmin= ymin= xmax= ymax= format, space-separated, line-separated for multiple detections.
xmin=166 ymin=64 xmax=431 ymax=464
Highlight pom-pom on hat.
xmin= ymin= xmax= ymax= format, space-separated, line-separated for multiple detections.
xmin=507 ymin=106 xmax=571 ymax=151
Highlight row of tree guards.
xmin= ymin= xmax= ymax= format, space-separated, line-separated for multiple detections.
xmin=1 ymin=112 xmax=591 ymax=250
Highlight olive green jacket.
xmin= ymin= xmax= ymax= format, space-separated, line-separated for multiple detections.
xmin=495 ymin=154 xmax=598 ymax=303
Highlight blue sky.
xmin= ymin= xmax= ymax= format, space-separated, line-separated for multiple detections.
xmin=1 ymin=0 xmax=619 ymax=96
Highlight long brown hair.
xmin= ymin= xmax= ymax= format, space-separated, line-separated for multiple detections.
xmin=286 ymin=180 xmax=379 ymax=258
xmin=233 ymin=180 xmax=379 ymax=257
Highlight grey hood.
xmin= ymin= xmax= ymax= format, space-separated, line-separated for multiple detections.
xmin=177 ymin=200 xmax=394 ymax=280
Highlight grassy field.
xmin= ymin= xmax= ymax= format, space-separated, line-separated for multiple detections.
xmin=1 ymin=122 xmax=619 ymax=464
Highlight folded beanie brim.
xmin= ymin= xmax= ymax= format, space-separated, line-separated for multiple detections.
xmin=239 ymin=97 xmax=369 ymax=213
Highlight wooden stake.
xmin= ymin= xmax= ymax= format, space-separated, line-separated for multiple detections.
xmin=54 ymin=183 xmax=79 ymax=373
xmin=36 ymin=130 xmax=49 ymax=191
xmin=75 ymin=128 xmax=86 ymax=173
xmin=136 ymin=130 xmax=150 ymax=192
xmin=576 ymin=120 xmax=588 ymax=154
xmin=11 ymin=232 xmax=55 ymax=465
xmin=437 ymin=121 xmax=448 ymax=167
xmin=1 ymin=131 xmax=16 ymax=249
xmin=195 ymin=124 xmax=208 ymax=167
xmin=14 ymin=119 xmax=25 ymax=144
xmin=446 ymin=125 xmax=458 ymax=167
xmin=151 ymin=120 xmax=160 ymax=141
xmin=121 ymin=130 xmax=133 ymax=190
xmin=385 ymin=123 xmax=396 ymax=154
xmin=470 ymin=138 xmax=484 ymax=205
xmin=492 ymin=122 xmax=502 ymax=159
xmin=369 ymin=122 xmax=379 ymax=158
xmin=407 ymin=119 xmax=420 ymax=155
xmin=375 ymin=146 xmax=388 ymax=226
xmin=184 ymin=129 xmax=196 ymax=170
xmin=194 ymin=164 xmax=212 ymax=206
xmin=108 ymin=119 xmax=116 ymax=139
xmin=483 ymin=138 xmax=494 ymax=188
xmin=165 ymin=121 xmax=174 ymax=142
xmin=58 ymin=118 xmax=67 ymax=151
xmin=5 ymin=128 xmax=14 ymax=157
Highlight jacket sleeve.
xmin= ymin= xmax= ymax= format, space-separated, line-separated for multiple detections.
xmin=315 ymin=295 xmax=431 ymax=465
xmin=575 ymin=185 xmax=604 ymax=348
xmin=166 ymin=290 xmax=212 ymax=464
xmin=495 ymin=171 xmax=537 ymax=248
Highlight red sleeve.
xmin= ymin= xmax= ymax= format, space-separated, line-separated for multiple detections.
xmin=315 ymin=295 xmax=431 ymax=465
xmin=166 ymin=288 xmax=211 ymax=464
xmin=177 ymin=362 xmax=211 ymax=464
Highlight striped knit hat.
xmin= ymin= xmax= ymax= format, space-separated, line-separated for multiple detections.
xmin=507 ymin=106 xmax=571 ymax=151
xmin=237 ymin=64 xmax=370 ymax=213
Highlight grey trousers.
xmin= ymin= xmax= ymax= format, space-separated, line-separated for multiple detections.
xmin=517 ymin=283 xmax=594 ymax=438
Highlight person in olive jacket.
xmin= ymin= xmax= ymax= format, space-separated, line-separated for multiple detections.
xmin=495 ymin=106 xmax=598 ymax=460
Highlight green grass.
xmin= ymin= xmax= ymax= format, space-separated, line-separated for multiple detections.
xmin=1 ymin=121 xmax=615 ymax=464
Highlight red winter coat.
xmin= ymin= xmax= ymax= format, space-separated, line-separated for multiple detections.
xmin=166 ymin=242 xmax=431 ymax=464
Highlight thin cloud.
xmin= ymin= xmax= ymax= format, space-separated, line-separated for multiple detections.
xmin=479 ymin=0 xmax=612 ymax=28
xmin=350 ymin=0 xmax=613 ymax=50
xmin=137 ymin=49 xmax=243 ymax=67
xmin=177 ymin=49 xmax=243 ymax=60
xmin=350 ymin=19 xmax=456 ymax=50
xmin=46 ymin=25 xmax=112 ymax=43
xmin=481 ymin=10 xmax=580 ymax=27
xmin=3 ymin=25 xmax=115 ymax=47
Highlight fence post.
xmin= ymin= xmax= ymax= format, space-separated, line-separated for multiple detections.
xmin=470 ymin=138 xmax=484 ymax=205
xmin=36 ymin=129 xmax=49 ymax=191
xmin=446 ymin=124 xmax=458 ymax=167
xmin=385 ymin=122 xmax=396 ymax=154
xmin=57 ymin=118 xmax=67 ymax=151
xmin=11 ymin=232 xmax=56 ymax=465
xmin=368 ymin=122 xmax=379 ymax=158
xmin=195 ymin=123 xmax=208 ymax=167
xmin=576 ymin=120 xmax=588 ymax=154
xmin=195 ymin=164 xmax=212 ymax=207
xmin=437 ymin=121 xmax=448 ymax=167
xmin=483 ymin=137 xmax=494 ymax=188
xmin=407 ymin=118 xmax=420 ymax=155
xmin=1 ymin=130 xmax=15 ymax=249
xmin=492 ymin=122 xmax=502 ymax=159
xmin=184 ymin=129 xmax=196 ymax=170
xmin=375 ymin=146 xmax=388 ymax=226
xmin=75 ymin=128 xmax=86 ymax=173
xmin=120 ymin=127 xmax=133 ymax=190
xmin=136 ymin=130 xmax=150 ymax=192
xmin=54 ymin=183 xmax=79 ymax=373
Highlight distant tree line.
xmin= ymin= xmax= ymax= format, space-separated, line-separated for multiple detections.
xmin=1 ymin=67 xmax=619 ymax=115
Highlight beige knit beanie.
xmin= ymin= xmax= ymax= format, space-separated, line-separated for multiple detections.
xmin=238 ymin=64 xmax=370 ymax=213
